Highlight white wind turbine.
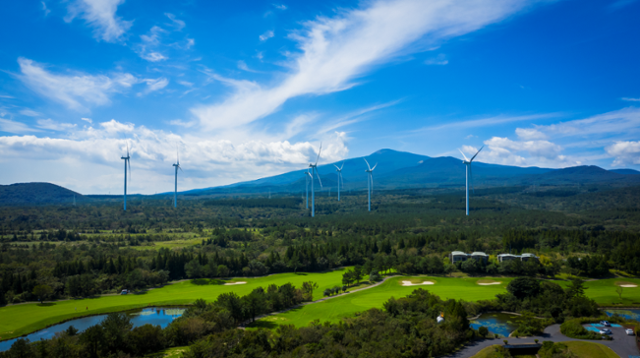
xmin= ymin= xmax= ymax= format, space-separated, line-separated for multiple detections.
xmin=334 ymin=163 xmax=344 ymax=201
xmin=364 ymin=158 xmax=377 ymax=212
xmin=172 ymin=148 xmax=183 ymax=208
xmin=121 ymin=142 xmax=131 ymax=211
xmin=459 ymin=146 xmax=483 ymax=216
xmin=308 ymin=144 xmax=323 ymax=217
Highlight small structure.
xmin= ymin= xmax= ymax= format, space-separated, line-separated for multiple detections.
xmin=450 ymin=251 xmax=469 ymax=264
xmin=503 ymin=343 xmax=542 ymax=356
xmin=497 ymin=254 xmax=520 ymax=263
xmin=521 ymin=253 xmax=539 ymax=262
xmin=470 ymin=252 xmax=488 ymax=263
xmin=120 ymin=289 xmax=129 ymax=295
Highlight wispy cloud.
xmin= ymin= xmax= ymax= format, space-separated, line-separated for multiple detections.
xmin=416 ymin=113 xmax=562 ymax=132
xmin=37 ymin=119 xmax=77 ymax=131
xmin=41 ymin=1 xmax=51 ymax=16
xmin=424 ymin=53 xmax=448 ymax=65
xmin=81 ymin=117 xmax=93 ymax=124
xmin=165 ymin=13 xmax=185 ymax=31
xmin=65 ymin=0 xmax=132 ymax=42
xmin=0 ymin=119 xmax=41 ymax=134
xmin=609 ymin=0 xmax=638 ymax=11
xmin=17 ymin=57 xmax=138 ymax=111
xmin=191 ymin=0 xmax=540 ymax=132
xmin=259 ymin=30 xmax=274 ymax=41
xmin=139 ymin=77 xmax=169 ymax=96
xmin=622 ymin=97 xmax=640 ymax=102
xmin=19 ymin=109 xmax=42 ymax=117
xmin=273 ymin=4 xmax=287 ymax=10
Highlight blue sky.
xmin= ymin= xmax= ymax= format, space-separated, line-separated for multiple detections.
xmin=0 ymin=0 xmax=639 ymax=194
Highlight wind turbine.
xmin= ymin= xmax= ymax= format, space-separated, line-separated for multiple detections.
xmin=308 ymin=144 xmax=323 ymax=217
xmin=364 ymin=159 xmax=377 ymax=212
xmin=172 ymin=148 xmax=182 ymax=208
xmin=334 ymin=163 xmax=344 ymax=201
xmin=459 ymin=146 xmax=483 ymax=216
xmin=121 ymin=142 xmax=131 ymax=211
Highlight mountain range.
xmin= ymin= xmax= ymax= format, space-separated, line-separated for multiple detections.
xmin=2 ymin=149 xmax=640 ymax=205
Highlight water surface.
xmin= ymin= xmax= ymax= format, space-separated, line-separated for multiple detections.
xmin=0 ymin=307 xmax=185 ymax=352
xmin=470 ymin=313 xmax=525 ymax=337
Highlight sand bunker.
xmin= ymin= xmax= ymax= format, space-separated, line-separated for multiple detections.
xmin=477 ymin=282 xmax=502 ymax=286
xmin=224 ymin=281 xmax=247 ymax=285
xmin=401 ymin=280 xmax=435 ymax=286
xmin=616 ymin=281 xmax=638 ymax=288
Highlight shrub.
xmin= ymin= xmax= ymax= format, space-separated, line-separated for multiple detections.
xmin=478 ymin=326 xmax=489 ymax=337
xmin=560 ymin=318 xmax=602 ymax=340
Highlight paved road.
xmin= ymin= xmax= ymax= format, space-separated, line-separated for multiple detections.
xmin=442 ymin=324 xmax=638 ymax=358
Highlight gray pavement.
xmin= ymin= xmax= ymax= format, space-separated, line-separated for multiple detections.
xmin=442 ymin=324 xmax=638 ymax=358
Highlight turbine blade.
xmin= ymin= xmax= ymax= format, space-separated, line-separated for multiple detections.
xmin=333 ymin=164 xmax=339 ymax=170
xmin=371 ymin=163 xmax=377 ymax=171
xmin=458 ymin=149 xmax=469 ymax=162
xmin=316 ymin=169 xmax=323 ymax=188
xmin=363 ymin=158 xmax=371 ymax=170
xmin=470 ymin=145 xmax=484 ymax=162
xmin=340 ymin=162 xmax=344 ymax=170
xmin=315 ymin=143 xmax=322 ymax=166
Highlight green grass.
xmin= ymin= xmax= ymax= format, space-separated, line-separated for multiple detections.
xmin=128 ymin=237 xmax=203 ymax=250
xmin=252 ymin=276 xmax=514 ymax=329
xmin=470 ymin=341 xmax=618 ymax=358
xmin=581 ymin=277 xmax=640 ymax=306
xmin=144 ymin=346 xmax=189 ymax=357
xmin=0 ymin=268 xmax=350 ymax=340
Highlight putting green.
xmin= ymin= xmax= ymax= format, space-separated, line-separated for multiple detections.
xmin=0 ymin=269 xmax=349 ymax=340
xmin=254 ymin=276 xmax=513 ymax=328
xmin=579 ymin=277 xmax=640 ymax=306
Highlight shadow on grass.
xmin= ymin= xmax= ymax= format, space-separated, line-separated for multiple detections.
xmin=191 ymin=278 xmax=224 ymax=285
xmin=37 ymin=302 xmax=56 ymax=307
xmin=248 ymin=320 xmax=279 ymax=329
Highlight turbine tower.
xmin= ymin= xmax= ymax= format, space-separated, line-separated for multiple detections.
xmin=304 ymin=171 xmax=311 ymax=209
xmin=459 ymin=146 xmax=483 ymax=216
xmin=308 ymin=144 xmax=323 ymax=217
xmin=121 ymin=142 xmax=131 ymax=211
xmin=172 ymin=148 xmax=182 ymax=208
xmin=364 ymin=159 xmax=377 ymax=212
xmin=334 ymin=163 xmax=344 ymax=201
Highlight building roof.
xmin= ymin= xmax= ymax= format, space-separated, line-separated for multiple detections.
xmin=471 ymin=252 xmax=488 ymax=256
xmin=521 ymin=253 xmax=538 ymax=258
xmin=451 ymin=251 xmax=468 ymax=256
xmin=498 ymin=253 xmax=520 ymax=257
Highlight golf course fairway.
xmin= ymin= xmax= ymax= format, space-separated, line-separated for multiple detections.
xmin=0 ymin=268 xmax=349 ymax=340
xmin=253 ymin=276 xmax=640 ymax=329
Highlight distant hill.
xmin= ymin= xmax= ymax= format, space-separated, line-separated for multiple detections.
xmin=520 ymin=165 xmax=638 ymax=185
xmin=610 ymin=168 xmax=640 ymax=175
xmin=0 ymin=183 xmax=83 ymax=206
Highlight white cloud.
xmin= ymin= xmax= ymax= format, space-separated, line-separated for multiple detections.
xmin=177 ymin=80 xmax=193 ymax=87
xmin=606 ymin=141 xmax=640 ymax=166
xmin=165 ymin=13 xmax=185 ymax=31
xmin=0 ymin=94 xmax=15 ymax=99
xmin=139 ymin=51 xmax=167 ymax=62
xmin=169 ymin=119 xmax=196 ymax=128
xmin=0 ymin=120 xmax=349 ymax=193
xmin=424 ymin=53 xmax=448 ymax=65
xmin=0 ymin=119 xmax=41 ymax=134
xmin=531 ymin=107 xmax=640 ymax=138
xmin=417 ymin=113 xmax=561 ymax=132
xmin=622 ymin=97 xmax=640 ymax=102
xmin=17 ymin=57 xmax=137 ymax=111
xmin=259 ymin=30 xmax=275 ymax=41
xmin=139 ymin=77 xmax=169 ymax=96
xmin=191 ymin=0 xmax=541 ymax=132
xmin=65 ymin=0 xmax=132 ymax=42
xmin=273 ymin=4 xmax=287 ymax=10
xmin=515 ymin=127 xmax=546 ymax=140
xmin=81 ymin=117 xmax=93 ymax=124
xmin=41 ymin=1 xmax=51 ymax=16
xmin=19 ymin=109 xmax=42 ymax=117
xmin=36 ymin=119 xmax=77 ymax=131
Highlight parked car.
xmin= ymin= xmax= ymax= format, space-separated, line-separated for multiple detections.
xmin=120 ymin=289 xmax=129 ymax=295
xmin=599 ymin=320 xmax=611 ymax=327
xmin=599 ymin=328 xmax=612 ymax=335
xmin=627 ymin=328 xmax=635 ymax=336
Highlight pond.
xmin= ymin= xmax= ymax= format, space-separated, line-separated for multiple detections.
xmin=0 ymin=307 xmax=185 ymax=352
xmin=605 ymin=309 xmax=640 ymax=322
xmin=470 ymin=312 xmax=525 ymax=337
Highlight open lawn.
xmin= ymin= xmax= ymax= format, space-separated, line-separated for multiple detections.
xmin=252 ymin=276 xmax=514 ymax=329
xmin=0 ymin=268 xmax=350 ymax=340
xmin=470 ymin=341 xmax=618 ymax=358
xmin=128 ymin=237 xmax=204 ymax=250
xmin=253 ymin=277 xmax=640 ymax=329
xmin=144 ymin=346 xmax=189 ymax=357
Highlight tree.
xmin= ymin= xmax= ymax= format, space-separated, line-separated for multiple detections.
xmin=506 ymin=277 xmax=541 ymax=300
xmin=353 ymin=266 xmax=363 ymax=283
xmin=478 ymin=326 xmax=489 ymax=337
xmin=217 ymin=264 xmax=230 ymax=278
xmin=32 ymin=284 xmax=53 ymax=303
xmin=565 ymin=278 xmax=586 ymax=299
xmin=616 ymin=286 xmax=623 ymax=301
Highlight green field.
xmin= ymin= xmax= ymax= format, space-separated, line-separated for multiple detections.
xmin=0 ymin=269 xmax=349 ymax=340
xmin=253 ymin=277 xmax=640 ymax=329
xmin=254 ymin=276 xmax=514 ymax=328
xmin=1 ymin=273 xmax=638 ymax=341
